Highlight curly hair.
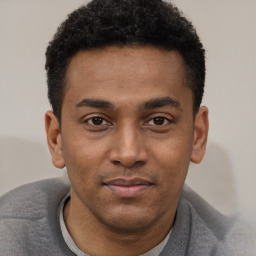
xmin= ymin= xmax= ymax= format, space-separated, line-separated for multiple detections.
xmin=45 ymin=0 xmax=205 ymax=121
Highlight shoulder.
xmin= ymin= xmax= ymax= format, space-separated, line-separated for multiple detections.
xmin=224 ymin=214 xmax=256 ymax=256
xmin=180 ymin=184 xmax=232 ymax=239
xmin=164 ymin=185 xmax=233 ymax=255
xmin=0 ymin=176 xmax=70 ymax=219
xmin=172 ymin=185 xmax=256 ymax=256
xmin=0 ymin=176 xmax=71 ymax=255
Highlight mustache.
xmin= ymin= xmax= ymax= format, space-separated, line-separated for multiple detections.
xmin=95 ymin=168 xmax=160 ymax=185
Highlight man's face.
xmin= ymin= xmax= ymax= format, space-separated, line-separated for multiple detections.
xmin=54 ymin=46 xmax=201 ymax=231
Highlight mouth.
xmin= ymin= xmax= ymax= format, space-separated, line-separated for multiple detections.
xmin=103 ymin=178 xmax=154 ymax=198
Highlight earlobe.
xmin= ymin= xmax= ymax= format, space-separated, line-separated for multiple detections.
xmin=190 ymin=106 xmax=209 ymax=164
xmin=45 ymin=110 xmax=66 ymax=169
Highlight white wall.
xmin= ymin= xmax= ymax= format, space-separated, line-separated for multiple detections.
xmin=0 ymin=0 xmax=255 ymax=217
xmin=0 ymin=0 xmax=86 ymax=192
xmin=172 ymin=0 xmax=256 ymax=218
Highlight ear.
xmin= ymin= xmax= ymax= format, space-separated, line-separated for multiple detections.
xmin=190 ymin=106 xmax=209 ymax=164
xmin=45 ymin=110 xmax=66 ymax=169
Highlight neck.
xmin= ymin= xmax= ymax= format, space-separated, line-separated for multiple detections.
xmin=64 ymin=191 xmax=176 ymax=256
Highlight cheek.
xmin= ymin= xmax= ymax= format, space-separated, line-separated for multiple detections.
xmin=62 ymin=134 xmax=112 ymax=191
xmin=62 ymin=140 xmax=96 ymax=184
xmin=62 ymin=130 xmax=106 ymax=167
xmin=154 ymin=135 xmax=193 ymax=184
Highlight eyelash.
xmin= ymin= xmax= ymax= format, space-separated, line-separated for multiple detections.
xmin=83 ymin=115 xmax=173 ymax=128
xmin=145 ymin=116 xmax=172 ymax=126
xmin=83 ymin=115 xmax=112 ymax=126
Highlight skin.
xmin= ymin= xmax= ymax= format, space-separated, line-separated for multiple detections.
xmin=45 ymin=46 xmax=208 ymax=256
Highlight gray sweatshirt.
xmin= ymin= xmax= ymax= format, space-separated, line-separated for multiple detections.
xmin=0 ymin=176 xmax=254 ymax=255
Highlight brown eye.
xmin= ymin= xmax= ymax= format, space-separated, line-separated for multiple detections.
xmin=153 ymin=117 xmax=165 ymax=125
xmin=92 ymin=117 xmax=103 ymax=125
xmin=147 ymin=116 xmax=171 ymax=126
xmin=87 ymin=117 xmax=107 ymax=126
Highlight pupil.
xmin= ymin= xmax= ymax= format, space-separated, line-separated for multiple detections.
xmin=154 ymin=117 xmax=164 ymax=125
xmin=92 ymin=117 xmax=103 ymax=125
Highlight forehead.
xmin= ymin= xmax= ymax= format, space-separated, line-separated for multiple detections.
xmin=64 ymin=46 xmax=191 ymax=108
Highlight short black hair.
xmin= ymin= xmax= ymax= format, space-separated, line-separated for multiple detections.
xmin=45 ymin=0 xmax=205 ymax=121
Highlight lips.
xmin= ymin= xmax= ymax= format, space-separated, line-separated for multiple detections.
xmin=103 ymin=178 xmax=153 ymax=198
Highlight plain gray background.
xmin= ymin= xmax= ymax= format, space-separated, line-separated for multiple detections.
xmin=0 ymin=0 xmax=255 ymax=218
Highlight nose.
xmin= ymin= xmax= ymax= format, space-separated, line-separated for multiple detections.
xmin=109 ymin=124 xmax=148 ymax=168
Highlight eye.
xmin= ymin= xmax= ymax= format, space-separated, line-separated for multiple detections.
xmin=147 ymin=116 xmax=171 ymax=126
xmin=86 ymin=116 xmax=109 ymax=126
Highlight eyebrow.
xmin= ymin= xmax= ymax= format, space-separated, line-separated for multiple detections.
xmin=143 ymin=97 xmax=181 ymax=110
xmin=76 ymin=99 xmax=114 ymax=109
xmin=75 ymin=96 xmax=181 ymax=111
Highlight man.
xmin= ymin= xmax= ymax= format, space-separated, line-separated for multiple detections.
xmin=0 ymin=0 xmax=253 ymax=255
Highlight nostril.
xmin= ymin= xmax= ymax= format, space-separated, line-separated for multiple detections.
xmin=111 ymin=159 xmax=145 ymax=168
xmin=135 ymin=161 xmax=145 ymax=167
xmin=112 ymin=160 xmax=121 ymax=165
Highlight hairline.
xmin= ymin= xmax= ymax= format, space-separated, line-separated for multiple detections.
xmin=57 ymin=43 xmax=197 ymax=125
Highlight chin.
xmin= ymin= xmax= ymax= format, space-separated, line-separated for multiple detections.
xmin=105 ymin=218 xmax=153 ymax=233
xmin=97 ymin=207 xmax=161 ymax=233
